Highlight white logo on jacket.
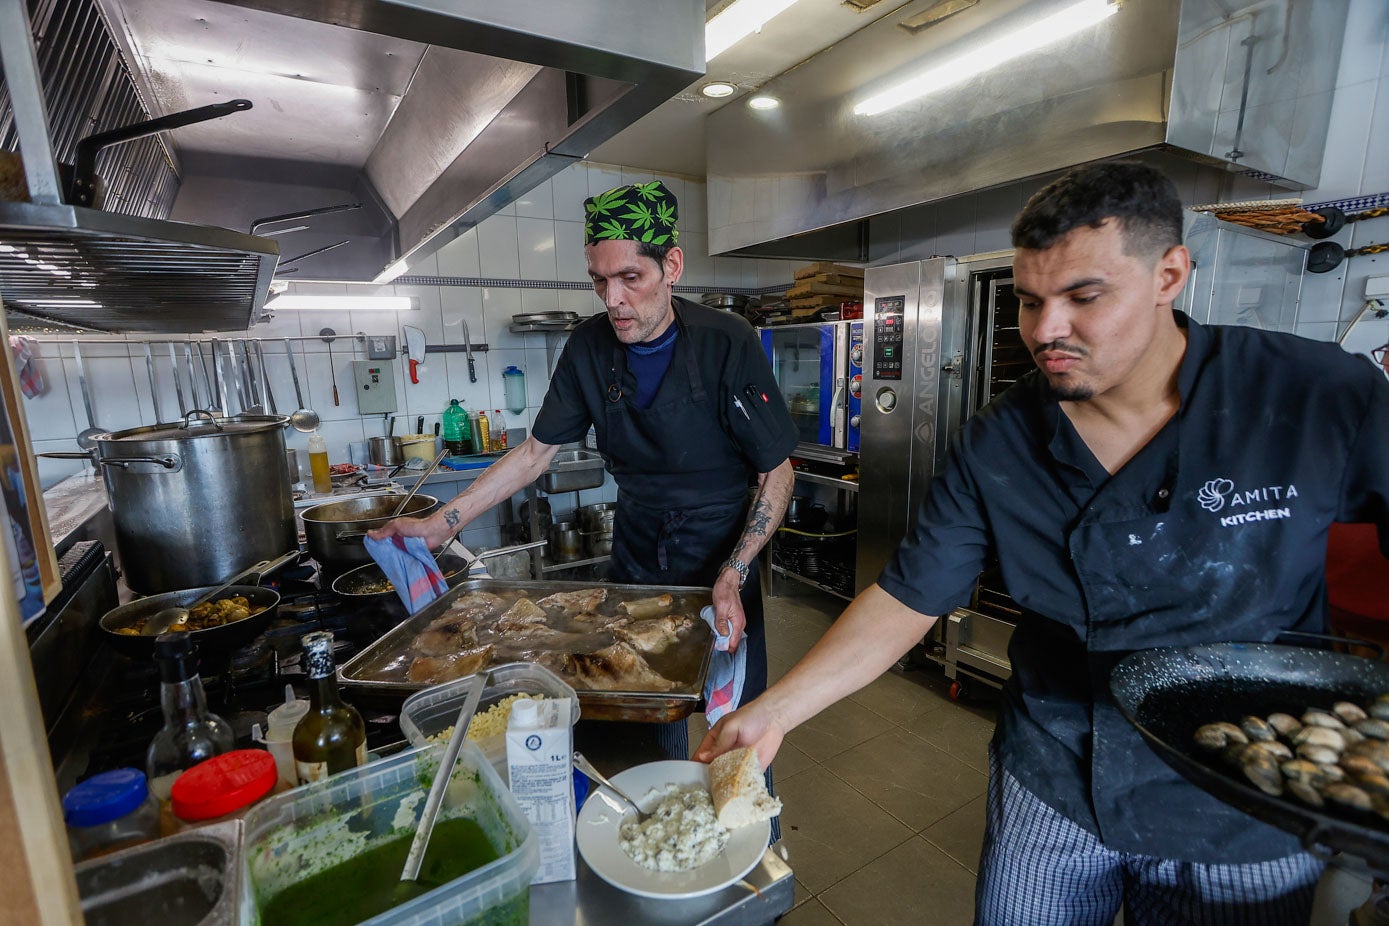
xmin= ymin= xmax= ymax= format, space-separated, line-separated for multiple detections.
xmin=1196 ymin=477 xmax=1300 ymax=526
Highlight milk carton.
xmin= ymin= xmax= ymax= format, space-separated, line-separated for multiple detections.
xmin=505 ymin=697 xmax=576 ymax=883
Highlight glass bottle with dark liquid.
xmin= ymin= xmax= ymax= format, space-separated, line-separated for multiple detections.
xmin=293 ymin=631 xmax=366 ymax=784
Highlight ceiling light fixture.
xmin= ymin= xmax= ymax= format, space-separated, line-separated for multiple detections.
xmin=748 ymin=95 xmax=781 ymax=110
xmin=701 ymin=81 xmax=737 ymax=98
xmin=706 ymin=0 xmax=802 ymax=61
xmin=853 ymin=0 xmax=1119 ymax=116
xmin=263 ymin=295 xmax=417 ymax=312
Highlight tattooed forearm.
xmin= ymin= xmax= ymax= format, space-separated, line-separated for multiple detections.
xmin=443 ymin=508 xmax=461 ymax=529
xmin=728 ymin=460 xmax=795 ymax=564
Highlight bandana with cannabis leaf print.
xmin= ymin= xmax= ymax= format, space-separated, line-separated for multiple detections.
xmin=583 ymin=180 xmax=679 ymax=246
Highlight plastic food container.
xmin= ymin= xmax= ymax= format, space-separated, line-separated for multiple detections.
xmin=240 ymin=741 xmax=538 ymax=926
xmin=62 ymin=768 xmax=161 ymax=862
xmin=399 ymin=662 xmax=580 ymax=780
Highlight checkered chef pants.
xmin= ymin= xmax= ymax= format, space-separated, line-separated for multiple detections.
xmin=975 ymin=751 xmax=1323 ymax=926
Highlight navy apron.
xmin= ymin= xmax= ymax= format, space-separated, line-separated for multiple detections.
xmin=599 ymin=305 xmax=768 ymax=706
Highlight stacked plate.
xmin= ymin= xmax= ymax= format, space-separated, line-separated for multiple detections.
xmin=509 ymin=311 xmax=579 ymax=333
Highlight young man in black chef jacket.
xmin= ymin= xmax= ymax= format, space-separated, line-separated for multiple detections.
xmin=698 ymin=161 xmax=1389 ymax=924
xmin=371 ymin=181 xmax=798 ymax=801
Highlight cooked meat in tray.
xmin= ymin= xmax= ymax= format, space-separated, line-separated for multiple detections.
xmin=337 ymin=579 xmax=715 ymax=722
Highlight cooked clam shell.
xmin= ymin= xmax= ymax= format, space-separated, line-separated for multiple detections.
xmin=1281 ymin=758 xmax=1324 ymax=785
xmin=1267 ymin=713 xmax=1302 ymax=738
xmin=1248 ymin=740 xmax=1292 ymax=761
xmin=1297 ymin=743 xmax=1341 ymax=765
xmin=1341 ymin=754 xmax=1383 ymax=780
xmin=1346 ymin=739 xmax=1389 ymax=774
xmin=1239 ymin=716 xmax=1277 ymax=743
xmin=1303 ymin=710 xmax=1347 ymax=730
xmin=1323 ymin=783 xmax=1373 ymax=813
xmin=1286 ymin=780 xmax=1325 ymax=808
xmin=1334 ymin=702 xmax=1370 ymax=725
xmin=1239 ymin=747 xmax=1284 ymax=796
xmin=1371 ymin=694 xmax=1389 ymax=722
xmin=1355 ymin=718 xmax=1389 ymax=741
xmin=1294 ymin=726 xmax=1346 ymax=751
xmin=1194 ymin=722 xmax=1248 ymax=752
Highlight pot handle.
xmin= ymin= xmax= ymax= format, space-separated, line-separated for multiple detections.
xmin=181 ymin=409 xmax=223 ymax=431
xmin=1274 ymin=629 xmax=1386 ymax=660
xmin=39 ymin=451 xmax=180 ymax=470
xmin=335 ymin=530 xmax=366 ymax=543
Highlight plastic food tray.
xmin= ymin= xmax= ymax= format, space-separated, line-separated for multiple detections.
xmin=239 ymin=742 xmax=537 ymax=926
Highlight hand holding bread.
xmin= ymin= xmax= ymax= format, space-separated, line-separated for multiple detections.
xmin=708 ymin=746 xmax=782 ymax=828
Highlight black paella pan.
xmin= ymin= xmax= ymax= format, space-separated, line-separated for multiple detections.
xmin=1111 ymin=641 xmax=1389 ymax=868
xmin=100 ymin=584 xmax=280 ymax=660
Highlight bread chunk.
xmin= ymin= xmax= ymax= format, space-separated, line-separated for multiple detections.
xmin=709 ymin=747 xmax=782 ymax=828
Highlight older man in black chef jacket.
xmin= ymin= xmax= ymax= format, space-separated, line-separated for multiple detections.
xmin=371 ymin=180 xmax=798 ymax=769
xmin=697 ymin=161 xmax=1389 ymax=924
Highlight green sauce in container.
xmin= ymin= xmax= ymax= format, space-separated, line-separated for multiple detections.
xmin=259 ymin=818 xmax=501 ymax=926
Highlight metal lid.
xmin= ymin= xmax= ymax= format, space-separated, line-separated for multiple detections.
xmin=97 ymin=410 xmax=290 ymax=442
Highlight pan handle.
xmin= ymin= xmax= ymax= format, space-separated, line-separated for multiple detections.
xmin=1275 ymin=629 xmax=1386 ymax=660
xmin=335 ymin=530 xmax=366 ymax=543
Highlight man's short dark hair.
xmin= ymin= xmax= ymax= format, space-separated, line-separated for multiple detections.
xmin=636 ymin=241 xmax=673 ymax=271
xmin=1011 ymin=161 xmax=1183 ymax=260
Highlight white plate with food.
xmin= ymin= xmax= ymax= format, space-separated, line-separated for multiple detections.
xmin=575 ymin=758 xmax=771 ymax=900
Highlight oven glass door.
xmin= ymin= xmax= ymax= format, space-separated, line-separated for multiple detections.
xmin=761 ymin=324 xmax=837 ymax=447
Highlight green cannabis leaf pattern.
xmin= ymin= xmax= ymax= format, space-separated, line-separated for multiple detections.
xmin=584 ymin=181 xmax=678 ymax=244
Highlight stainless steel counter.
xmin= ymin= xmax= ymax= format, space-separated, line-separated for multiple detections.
xmin=531 ymin=849 xmax=795 ymax=925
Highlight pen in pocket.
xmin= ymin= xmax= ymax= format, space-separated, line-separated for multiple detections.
xmin=732 ymin=396 xmax=751 ymax=420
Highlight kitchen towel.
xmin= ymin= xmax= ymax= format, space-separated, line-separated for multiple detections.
xmin=8 ymin=336 xmax=43 ymax=398
xmin=700 ymin=605 xmax=746 ymax=725
xmin=364 ymin=535 xmax=448 ymax=614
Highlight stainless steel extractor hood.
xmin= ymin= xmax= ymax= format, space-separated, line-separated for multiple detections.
xmin=98 ymin=0 xmax=704 ymax=285
xmin=706 ymin=0 xmax=1348 ymax=255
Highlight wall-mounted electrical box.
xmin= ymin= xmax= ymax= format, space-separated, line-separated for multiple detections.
xmin=351 ymin=359 xmax=398 ymax=413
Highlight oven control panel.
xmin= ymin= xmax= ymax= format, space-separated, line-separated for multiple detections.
xmin=872 ymin=296 xmax=905 ymax=380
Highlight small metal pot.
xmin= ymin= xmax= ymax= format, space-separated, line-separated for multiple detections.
xmin=578 ymin=502 xmax=616 ymax=533
xmin=285 ymin=449 xmax=300 ymax=484
xmin=549 ymin=520 xmax=583 ymax=563
xmin=368 ymin=436 xmax=400 ymax=466
xmin=301 ymin=494 xmax=440 ymax=573
xmin=394 ymin=434 xmax=436 ymax=462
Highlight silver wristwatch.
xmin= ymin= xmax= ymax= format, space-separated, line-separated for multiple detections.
xmin=722 ymin=557 xmax=750 ymax=589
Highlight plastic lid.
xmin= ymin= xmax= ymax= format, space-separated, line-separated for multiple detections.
xmin=266 ymin=699 xmax=310 ymax=735
xmin=510 ymin=698 xmax=539 ymax=728
xmin=62 ymin=768 xmax=149 ymax=828
xmin=504 ymin=366 xmax=522 ymax=374
xmin=171 ymin=750 xmax=276 ymax=821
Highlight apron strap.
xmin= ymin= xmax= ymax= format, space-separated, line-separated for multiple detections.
xmin=606 ymin=301 xmax=707 ymax=405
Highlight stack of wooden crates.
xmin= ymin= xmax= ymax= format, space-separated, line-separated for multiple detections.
xmin=786 ymin=262 xmax=864 ymax=318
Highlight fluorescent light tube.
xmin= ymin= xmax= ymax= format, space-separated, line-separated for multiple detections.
xmin=264 ymin=295 xmax=416 ymax=312
xmin=854 ymin=0 xmax=1119 ymax=116
xmin=372 ymin=258 xmax=411 ymax=285
xmin=707 ymin=0 xmax=801 ymax=61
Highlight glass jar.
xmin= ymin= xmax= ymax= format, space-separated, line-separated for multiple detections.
xmin=168 ymin=749 xmax=277 ymax=832
xmin=62 ymin=768 xmax=161 ymax=862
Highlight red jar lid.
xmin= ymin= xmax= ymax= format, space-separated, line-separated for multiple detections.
xmin=171 ymin=749 xmax=276 ymax=821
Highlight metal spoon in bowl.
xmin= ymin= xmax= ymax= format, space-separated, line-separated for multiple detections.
xmin=574 ymin=752 xmax=652 ymax=824
xmin=398 ymin=672 xmax=486 ymax=895
xmin=142 ymin=549 xmax=300 ymax=636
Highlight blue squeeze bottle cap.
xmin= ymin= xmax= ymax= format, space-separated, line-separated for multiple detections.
xmin=62 ymin=768 xmax=149 ymax=828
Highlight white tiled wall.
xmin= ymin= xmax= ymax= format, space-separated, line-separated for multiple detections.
xmin=21 ymin=161 xmax=796 ymax=496
xmin=868 ymin=0 xmax=1389 ymax=353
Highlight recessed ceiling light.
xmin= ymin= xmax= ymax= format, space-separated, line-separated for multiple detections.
xmin=748 ymin=95 xmax=781 ymax=110
xmin=701 ymin=81 xmax=737 ymax=98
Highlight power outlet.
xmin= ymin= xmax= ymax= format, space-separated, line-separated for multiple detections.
xmin=366 ymin=335 xmax=397 ymax=360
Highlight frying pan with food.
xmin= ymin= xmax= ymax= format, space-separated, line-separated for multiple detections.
xmin=1111 ymin=641 xmax=1389 ymax=869
xmin=100 ymin=585 xmax=280 ymax=661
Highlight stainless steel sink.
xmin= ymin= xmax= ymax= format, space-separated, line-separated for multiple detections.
xmin=536 ymin=448 xmax=605 ymax=493
xmin=74 ymin=820 xmax=240 ymax=926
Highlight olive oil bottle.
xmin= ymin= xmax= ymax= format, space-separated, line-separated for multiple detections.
xmin=292 ymin=631 xmax=366 ymax=784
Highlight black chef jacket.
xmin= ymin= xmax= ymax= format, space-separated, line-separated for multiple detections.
xmin=878 ymin=312 xmax=1389 ymax=864
xmin=532 ymin=297 xmax=797 ymax=488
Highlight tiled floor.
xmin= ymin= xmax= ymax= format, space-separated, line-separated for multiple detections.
xmin=687 ymin=581 xmax=998 ymax=925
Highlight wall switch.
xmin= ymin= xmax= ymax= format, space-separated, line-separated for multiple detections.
xmin=366 ymin=335 xmax=397 ymax=360
xmin=1366 ymin=276 xmax=1389 ymax=298
xmin=351 ymin=359 xmax=398 ymax=413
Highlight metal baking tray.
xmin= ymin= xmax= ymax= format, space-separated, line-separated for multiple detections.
xmin=337 ymin=578 xmax=714 ymax=722
xmin=511 ymin=311 xmax=578 ymax=324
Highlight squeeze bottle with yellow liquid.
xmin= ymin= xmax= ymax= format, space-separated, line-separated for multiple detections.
xmin=307 ymin=431 xmax=331 ymax=494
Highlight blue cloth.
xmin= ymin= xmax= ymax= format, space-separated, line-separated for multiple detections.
xmin=625 ymin=323 xmax=678 ymax=409
xmin=975 ymin=750 xmax=1322 ymax=926
xmin=699 ymin=605 xmax=745 ymax=725
xmin=363 ymin=535 xmax=448 ymax=614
